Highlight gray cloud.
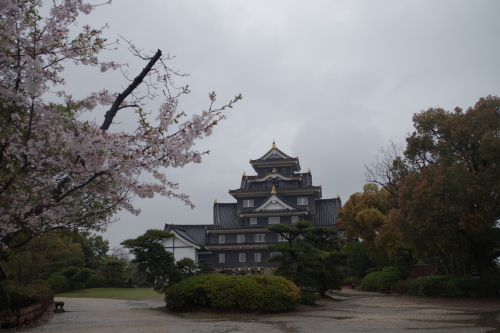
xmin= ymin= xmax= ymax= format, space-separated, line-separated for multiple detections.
xmin=59 ymin=0 xmax=500 ymax=248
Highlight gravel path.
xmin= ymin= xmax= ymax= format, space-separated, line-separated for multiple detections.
xmin=22 ymin=289 xmax=500 ymax=333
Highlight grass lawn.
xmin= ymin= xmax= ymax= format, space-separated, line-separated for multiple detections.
xmin=56 ymin=288 xmax=161 ymax=300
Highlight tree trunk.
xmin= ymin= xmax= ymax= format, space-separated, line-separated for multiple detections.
xmin=475 ymin=247 xmax=491 ymax=280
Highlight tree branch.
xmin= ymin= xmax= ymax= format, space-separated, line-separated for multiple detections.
xmin=100 ymin=49 xmax=162 ymax=131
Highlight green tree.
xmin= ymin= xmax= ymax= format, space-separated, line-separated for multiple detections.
xmin=197 ymin=259 xmax=214 ymax=275
xmin=2 ymin=231 xmax=84 ymax=284
xmin=100 ymin=259 xmax=127 ymax=287
xmin=176 ymin=258 xmax=197 ymax=279
xmin=268 ymin=221 xmax=342 ymax=297
xmin=340 ymin=241 xmax=375 ymax=278
xmin=121 ymin=229 xmax=181 ymax=293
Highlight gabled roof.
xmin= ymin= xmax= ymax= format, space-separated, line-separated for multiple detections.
xmin=249 ymin=141 xmax=301 ymax=172
xmin=163 ymin=224 xmax=210 ymax=247
xmin=311 ymin=198 xmax=342 ymax=227
xmin=213 ymin=202 xmax=244 ymax=229
xmin=252 ymin=193 xmax=300 ymax=212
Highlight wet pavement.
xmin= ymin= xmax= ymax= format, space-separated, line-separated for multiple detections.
xmin=22 ymin=289 xmax=500 ymax=332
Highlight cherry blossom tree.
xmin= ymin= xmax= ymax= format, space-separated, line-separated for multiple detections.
xmin=0 ymin=0 xmax=241 ymax=256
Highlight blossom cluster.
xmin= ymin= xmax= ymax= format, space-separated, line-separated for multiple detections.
xmin=0 ymin=0 xmax=240 ymax=251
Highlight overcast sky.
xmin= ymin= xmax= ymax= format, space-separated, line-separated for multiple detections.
xmin=61 ymin=0 xmax=500 ymax=249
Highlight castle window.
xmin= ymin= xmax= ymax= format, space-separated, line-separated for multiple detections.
xmin=278 ymin=233 xmax=289 ymax=242
xmin=219 ymin=253 xmax=225 ymax=263
xmin=237 ymin=234 xmax=245 ymax=243
xmin=268 ymin=217 xmax=280 ymax=224
xmin=219 ymin=235 xmax=225 ymax=243
xmin=254 ymin=253 xmax=261 ymax=262
xmin=297 ymin=197 xmax=308 ymax=205
xmin=239 ymin=253 xmax=246 ymax=262
xmin=254 ymin=234 xmax=265 ymax=242
xmin=291 ymin=216 xmax=299 ymax=223
xmin=243 ymin=199 xmax=254 ymax=208
xmin=249 ymin=218 xmax=257 ymax=225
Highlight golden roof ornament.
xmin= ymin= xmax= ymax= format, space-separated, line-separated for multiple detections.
xmin=214 ymin=198 xmax=218 ymax=203
xmin=272 ymin=168 xmax=277 ymax=173
xmin=271 ymin=185 xmax=277 ymax=194
xmin=336 ymin=193 xmax=341 ymax=198
xmin=308 ymin=168 xmax=311 ymax=173
xmin=299 ymin=173 xmax=303 ymax=177
xmin=242 ymin=171 xmax=246 ymax=177
xmin=272 ymin=140 xmax=277 ymax=149
xmin=306 ymin=206 xmax=310 ymax=211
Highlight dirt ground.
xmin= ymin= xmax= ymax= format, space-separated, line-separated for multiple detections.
xmin=20 ymin=289 xmax=500 ymax=333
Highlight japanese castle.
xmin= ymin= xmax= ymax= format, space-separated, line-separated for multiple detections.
xmin=162 ymin=142 xmax=342 ymax=272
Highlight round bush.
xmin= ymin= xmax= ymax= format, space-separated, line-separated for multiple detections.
xmin=359 ymin=271 xmax=401 ymax=291
xmin=70 ymin=281 xmax=85 ymax=290
xmin=47 ymin=275 xmax=70 ymax=293
xmin=165 ymin=274 xmax=300 ymax=312
xmin=62 ymin=266 xmax=80 ymax=280
xmin=86 ymin=274 xmax=107 ymax=288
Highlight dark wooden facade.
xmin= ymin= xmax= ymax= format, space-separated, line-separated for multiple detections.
xmin=164 ymin=142 xmax=342 ymax=272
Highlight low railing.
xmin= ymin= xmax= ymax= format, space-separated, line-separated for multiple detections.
xmin=0 ymin=296 xmax=54 ymax=328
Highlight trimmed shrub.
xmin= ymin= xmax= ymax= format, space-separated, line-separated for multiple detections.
xmin=6 ymin=285 xmax=54 ymax=310
xmin=406 ymin=276 xmax=500 ymax=297
xmin=31 ymin=279 xmax=51 ymax=289
xmin=406 ymin=276 xmax=451 ymax=297
xmin=359 ymin=271 xmax=401 ymax=291
xmin=0 ymin=282 xmax=11 ymax=311
xmin=62 ymin=266 xmax=80 ymax=280
xmin=47 ymin=275 xmax=70 ymax=293
xmin=165 ymin=274 xmax=300 ymax=312
xmin=86 ymin=274 xmax=107 ymax=288
xmin=70 ymin=281 xmax=85 ymax=290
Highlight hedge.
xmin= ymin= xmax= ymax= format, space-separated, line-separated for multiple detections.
xmin=165 ymin=274 xmax=300 ymax=312
xmin=4 ymin=284 xmax=54 ymax=311
xmin=359 ymin=271 xmax=401 ymax=291
xmin=404 ymin=276 xmax=500 ymax=297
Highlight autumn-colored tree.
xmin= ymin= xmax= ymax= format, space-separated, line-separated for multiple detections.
xmin=0 ymin=0 xmax=241 ymax=257
xmin=368 ymin=96 xmax=500 ymax=279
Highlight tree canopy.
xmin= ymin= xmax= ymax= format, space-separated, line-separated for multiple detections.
xmin=268 ymin=221 xmax=342 ymax=297
xmin=121 ymin=229 xmax=181 ymax=293
xmin=367 ymin=96 xmax=500 ymax=279
xmin=0 ymin=0 xmax=240 ymax=256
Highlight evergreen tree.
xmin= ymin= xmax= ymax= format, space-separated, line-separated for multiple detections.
xmin=268 ymin=221 xmax=342 ymax=297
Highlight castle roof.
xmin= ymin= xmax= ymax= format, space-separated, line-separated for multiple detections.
xmin=163 ymin=224 xmax=209 ymax=246
xmin=249 ymin=141 xmax=301 ymax=172
xmin=213 ymin=202 xmax=244 ymax=229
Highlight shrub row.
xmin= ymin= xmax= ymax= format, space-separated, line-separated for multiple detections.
xmin=359 ymin=271 xmax=401 ymax=291
xmin=2 ymin=284 xmax=54 ymax=311
xmin=165 ymin=274 xmax=300 ymax=312
xmin=396 ymin=276 xmax=500 ymax=297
